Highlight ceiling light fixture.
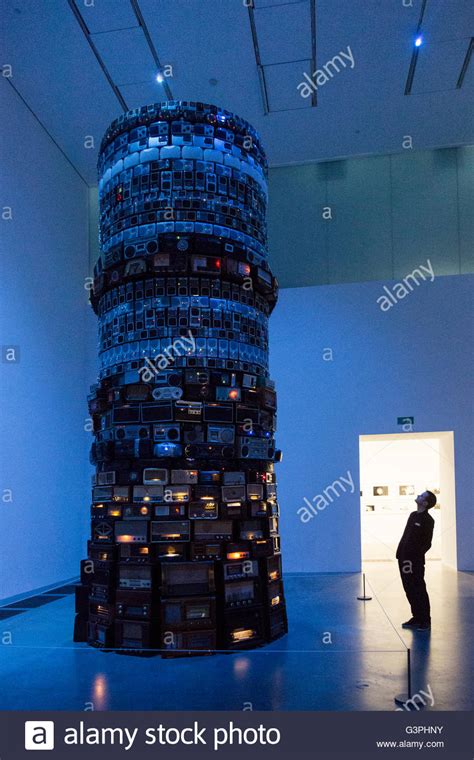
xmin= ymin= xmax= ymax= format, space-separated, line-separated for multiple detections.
xmin=156 ymin=71 xmax=164 ymax=83
xmin=415 ymin=35 xmax=423 ymax=47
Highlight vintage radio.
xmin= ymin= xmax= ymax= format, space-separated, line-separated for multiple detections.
xmin=202 ymin=402 xmax=233 ymax=423
xmin=221 ymin=485 xmax=246 ymax=502
xmin=222 ymin=471 xmax=245 ymax=485
xmin=190 ymin=541 xmax=223 ymax=561
xmin=266 ymin=601 xmax=288 ymax=641
xmin=199 ymin=470 xmax=221 ymax=484
xmin=225 ymin=542 xmax=251 ymax=561
xmin=260 ymin=554 xmax=283 ymax=583
xmin=141 ymin=401 xmax=173 ymax=423
xmin=207 ymin=424 xmax=235 ymax=444
xmin=268 ymin=516 xmax=279 ymax=535
xmin=247 ymin=469 xmax=276 ymax=485
xmin=92 ymin=485 xmax=114 ymax=503
xmin=121 ymin=504 xmax=152 ymax=520
xmin=115 ymin=589 xmax=158 ymax=620
xmin=115 ymin=620 xmax=159 ymax=649
xmin=239 ymin=520 xmax=264 ymax=540
xmin=251 ymin=536 xmax=280 ymax=558
xmin=133 ymin=485 xmax=164 ymax=503
xmin=143 ymin=468 xmax=169 ymax=485
xmin=194 ymin=485 xmax=220 ymax=501
xmin=247 ymin=484 xmax=264 ymax=501
xmin=222 ymin=606 xmax=265 ymax=650
xmin=265 ymin=580 xmax=285 ymax=608
xmin=171 ymin=469 xmax=198 ymax=484
xmin=151 ymin=520 xmax=190 ymax=543
xmin=153 ymin=423 xmax=181 ymax=442
xmin=236 ymin=436 xmax=275 ymax=460
xmin=249 ymin=500 xmax=268 ymax=518
xmin=160 ymin=561 xmax=215 ymax=597
xmin=115 ymin=520 xmax=148 ymax=544
xmin=89 ymin=601 xmax=114 ymax=626
xmin=223 ymin=559 xmax=258 ymax=581
xmin=161 ymin=596 xmax=216 ymax=631
xmin=119 ymin=544 xmax=156 ymax=563
xmin=224 ymin=578 xmax=260 ymax=608
xmin=153 ymin=503 xmax=186 ymax=518
xmin=174 ymin=401 xmax=202 ymax=422
xmin=91 ymin=503 xmax=122 ymax=520
xmin=112 ymin=486 xmax=131 ymax=503
xmin=188 ymin=500 xmax=218 ymax=519
xmin=118 ymin=563 xmax=153 ymax=590
xmin=161 ymin=628 xmax=216 ymax=657
xmin=235 ymin=404 xmax=259 ymax=425
xmin=156 ymin=542 xmax=188 ymax=561
xmin=91 ymin=518 xmax=114 ymax=544
xmin=184 ymin=443 xmax=234 ymax=459
xmin=89 ymin=583 xmax=114 ymax=604
xmin=221 ymin=501 xmax=247 ymax=519
xmin=193 ymin=519 xmax=233 ymax=541
xmin=267 ymin=500 xmax=280 ymax=517
xmin=87 ymin=620 xmax=114 ymax=648
xmin=266 ymin=483 xmax=277 ymax=499
xmin=163 ymin=484 xmax=191 ymax=502
xmin=114 ymin=424 xmax=151 ymax=441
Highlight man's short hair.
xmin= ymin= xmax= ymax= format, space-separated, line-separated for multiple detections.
xmin=425 ymin=491 xmax=437 ymax=509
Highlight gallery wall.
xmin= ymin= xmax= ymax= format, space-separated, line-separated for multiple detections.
xmin=271 ymin=274 xmax=473 ymax=573
xmin=268 ymin=146 xmax=474 ymax=288
xmin=0 ymin=82 xmax=92 ymax=601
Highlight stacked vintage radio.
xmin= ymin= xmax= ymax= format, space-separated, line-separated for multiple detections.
xmin=74 ymin=101 xmax=287 ymax=656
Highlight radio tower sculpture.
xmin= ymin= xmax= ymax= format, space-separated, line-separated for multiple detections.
xmin=74 ymin=101 xmax=287 ymax=655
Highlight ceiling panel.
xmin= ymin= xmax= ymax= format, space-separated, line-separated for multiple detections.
xmin=418 ymin=0 xmax=474 ymax=39
xmin=2 ymin=0 xmax=473 ymax=185
xmin=254 ymin=1 xmax=312 ymax=65
xmin=138 ymin=0 xmax=263 ymax=122
xmin=119 ymin=80 xmax=169 ymax=109
xmin=1 ymin=0 xmax=121 ymax=184
xmin=91 ymin=26 xmax=156 ymax=84
xmin=79 ymin=0 xmax=138 ymax=35
xmin=412 ymin=39 xmax=471 ymax=93
xmin=265 ymin=61 xmax=313 ymax=111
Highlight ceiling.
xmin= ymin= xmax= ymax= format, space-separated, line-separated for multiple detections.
xmin=3 ymin=0 xmax=473 ymax=185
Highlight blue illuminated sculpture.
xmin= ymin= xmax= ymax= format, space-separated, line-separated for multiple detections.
xmin=74 ymin=101 xmax=287 ymax=655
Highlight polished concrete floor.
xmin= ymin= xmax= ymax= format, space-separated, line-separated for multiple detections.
xmin=0 ymin=561 xmax=471 ymax=711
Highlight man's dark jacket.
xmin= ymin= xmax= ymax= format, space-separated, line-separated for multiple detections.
xmin=396 ymin=510 xmax=434 ymax=560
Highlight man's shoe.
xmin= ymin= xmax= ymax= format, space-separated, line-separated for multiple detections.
xmin=401 ymin=618 xmax=419 ymax=628
xmin=417 ymin=621 xmax=431 ymax=631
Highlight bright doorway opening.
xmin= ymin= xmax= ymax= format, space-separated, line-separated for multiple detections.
xmin=359 ymin=432 xmax=457 ymax=568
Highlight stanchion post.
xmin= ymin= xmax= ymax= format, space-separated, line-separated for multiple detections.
xmin=357 ymin=572 xmax=372 ymax=601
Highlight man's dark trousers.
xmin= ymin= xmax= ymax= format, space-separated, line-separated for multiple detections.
xmin=398 ymin=558 xmax=430 ymax=622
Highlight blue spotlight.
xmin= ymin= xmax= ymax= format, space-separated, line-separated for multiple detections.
xmin=156 ymin=71 xmax=164 ymax=83
xmin=415 ymin=35 xmax=423 ymax=47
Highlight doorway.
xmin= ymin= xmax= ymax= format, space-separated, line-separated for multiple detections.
xmin=359 ymin=432 xmax=457 ymax=568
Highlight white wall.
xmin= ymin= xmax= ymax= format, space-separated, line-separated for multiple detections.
xmin=0 ymin=82 xmax=92 ymax=600
xmin=270 ymin=275 xmax=473 ymax=573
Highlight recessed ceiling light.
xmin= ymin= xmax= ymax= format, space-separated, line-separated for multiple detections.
xmin=415 ymin=35 xmax=423 ymax=47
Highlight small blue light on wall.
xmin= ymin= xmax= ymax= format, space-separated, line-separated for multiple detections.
xmin=415 ymin=35 xmax=423 ymax=47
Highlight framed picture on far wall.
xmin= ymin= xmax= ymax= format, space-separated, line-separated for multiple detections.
xmin=399 ymin=485 xmax=415 ymax=496
xmin=373 ymin=486 xmax=388 ymax=496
